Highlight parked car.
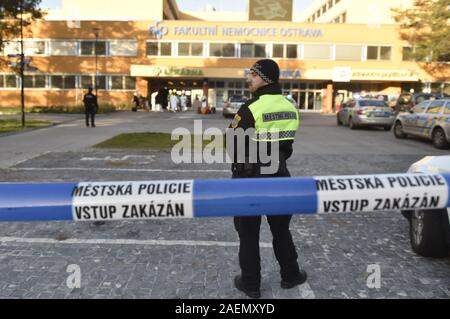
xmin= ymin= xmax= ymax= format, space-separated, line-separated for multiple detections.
xmin=402 ymin=155 xmax=450 ymax=257
xmin=393 ymin=99 xmax=450 ymax=149
xmin=393 ymin=92 xmax=445 ymax=114
xmin=336 ymin=98 xmax=395 ymax=130
xmin=222 ymin=95 xmax=248 ymax=118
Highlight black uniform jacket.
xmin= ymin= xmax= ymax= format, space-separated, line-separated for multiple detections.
xmin=227 ymin=83 xmax=295 ymax=177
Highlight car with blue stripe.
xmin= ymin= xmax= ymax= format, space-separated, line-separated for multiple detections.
xmin=393 ymin=99 xmax=450 ymax=149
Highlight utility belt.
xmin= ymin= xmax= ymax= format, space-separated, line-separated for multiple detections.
xmin=231 ymin=153 xmax=288 ymax=177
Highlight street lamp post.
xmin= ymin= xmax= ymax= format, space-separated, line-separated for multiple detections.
xmin=20 ymin=0 xmax=25 ymax=127
xmin=92 ymin=27 xmax=101 ymax=97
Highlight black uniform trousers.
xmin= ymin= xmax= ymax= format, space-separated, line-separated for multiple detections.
xmin=85 ymin=107 xmax=96 ymax=126
xmin=232 ymin=160 xmax=301 ymax=290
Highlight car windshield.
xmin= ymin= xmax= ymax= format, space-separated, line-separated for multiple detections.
xmin=230 ymin=96 xmax=247 ymax=102
xmin=358 ymin=100 xmax=387 ymax=107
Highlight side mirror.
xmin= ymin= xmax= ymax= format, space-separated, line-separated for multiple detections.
xmin=408 ymin=109 xmax=414 ymax=114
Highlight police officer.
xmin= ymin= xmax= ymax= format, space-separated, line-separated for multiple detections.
xmin=228 ymin=59 xmax=307 ymax=299
xmin=83 ymin=87 xmax=98 ymax=127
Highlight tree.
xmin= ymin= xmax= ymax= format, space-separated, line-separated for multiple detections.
xmin=0 ymin=0 xmax=44 ymax=52
xmin=392 ymin=0 xmax=450 ymax=62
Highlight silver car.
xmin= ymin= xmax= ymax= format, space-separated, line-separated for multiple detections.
xmin=337 ymin=99 xmax=395 ymax=130
xmin=393 ymin=99 xmax=450 ymax=149
xmin=222 ymin=95 xmax=248 ymax=118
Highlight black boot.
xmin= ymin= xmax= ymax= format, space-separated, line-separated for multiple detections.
xmin=280 ymin=269 xmax=307 ymax=289
xmin=234 ymin=275 xmax=261 ymax=299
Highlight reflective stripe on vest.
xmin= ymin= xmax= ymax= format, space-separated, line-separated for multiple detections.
xmin=248 ymin=95 xmax=300 ymax=142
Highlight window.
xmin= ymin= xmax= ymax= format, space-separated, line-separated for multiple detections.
xmin=341 ymin=12 xmax=346 ymax=23
xmin=303 ymin=44 xmax=331 ymax=60
xmin=328 ymin=0 xmax=333 ymax=9
xmin=444 ymin=102 xmax=450 ymax=115
xmin=3 ymin=41 xmax=20 ymax=56
xmin=321 ymin=5 xmax=326 ymax=14
xmin=412 ymin=101 xmax=428 ymax=113
xmin=5 ymin=75 xmax=17 ymax=88
xmin=0 ymin=74 xmax=16 ymax=88
xmin=367 ymin=46 xmax=391 ymax=60
xmin=335 ymin=45 xmax=362 ymax=61
xmin=240 ymin=43 xmax=266 ymax=58
xmin=80 ymin=41 xmax=106 ymax=56
xmin=273 ymin=44 xmax=284 ymax=58
xmin=51 ymin=75 xmax=76 ymax=89
xmin=146 ymin=42 xmax=158 ymax=55
xmin=426 ymin=100 xmax=445 ymax=113
xmin=50 ymin=41 xmax=78 ymax=56
xmin=210 ymin=43 xmax=235 ymax=57
xmin=81 ymin=75 xmax=106 ymax=90
xmin=286 ymin=44 xmax=297 ymax=58
xmin=110 ymin=40 xmax=137 ymax=56
xmin=24 ymin=40 xmax=46 ymax=55
xmin=110 ymin=76 xmax=136 ymax=90
xmin=177 ymin=42 xmax=203 ymax=56
xmin=367 ymin=46 xmax=378 ymax=60
xmin=160 ymin=43 xmax=172 ymax=56
xmin=23 ymin=75 xmax=46 ymax=89
xmin=146 ymin=42 xmax=172 ymax=56
xmin=380 ymin=46 xmax=391 ymax=60
xmin=125 ymin=77 xmax=136 ymax=90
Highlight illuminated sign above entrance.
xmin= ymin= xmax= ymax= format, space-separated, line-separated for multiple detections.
xmin=149 ymin=22 xmax=323 ymax=39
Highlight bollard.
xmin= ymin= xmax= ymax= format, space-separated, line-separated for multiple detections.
xmin=0 ymin=173 xmax=449 ymax=222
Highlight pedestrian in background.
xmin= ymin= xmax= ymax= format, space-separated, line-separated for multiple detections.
xmin=83 ymin=87 xmax=98 ymax=127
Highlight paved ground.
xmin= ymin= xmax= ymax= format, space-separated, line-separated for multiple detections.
xmin=0 ymin=109 xmax=449 ymax=299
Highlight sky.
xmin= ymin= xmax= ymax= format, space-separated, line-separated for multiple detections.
xmin=39 ymin=0 xmax=315 ymax=13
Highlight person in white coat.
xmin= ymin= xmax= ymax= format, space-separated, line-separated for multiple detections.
xmin=170 ymin=92 xmax=179 ymax=113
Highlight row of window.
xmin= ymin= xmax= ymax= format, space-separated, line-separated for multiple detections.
xmin=307 ymin=0 xmax=341 ymax=22
xmin=0 ymin=74 xmax=136 ymax=90
xmin=2 ymin=39 xmax=395 ymax=61
xmin=2 ymin=40 xmax=137 ymax=57
xmin=331 ymin=12 xmax=347 ymax=24
xmin=147 ymin=42 xmax=392 ymax=61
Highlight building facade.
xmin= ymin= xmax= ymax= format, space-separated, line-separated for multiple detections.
xmin=0 ymin=0 xmax=448 ymax=113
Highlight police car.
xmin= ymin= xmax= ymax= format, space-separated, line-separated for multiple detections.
xmin=393 ymin=99 xmax=450 ymax=149
xmin=402 ymin=155 xmax=450 ymax=257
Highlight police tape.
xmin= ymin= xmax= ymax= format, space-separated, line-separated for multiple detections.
xmin=0 ymin=173 xmax=449 ymax=222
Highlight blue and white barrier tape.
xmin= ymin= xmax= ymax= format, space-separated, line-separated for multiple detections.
xmin=0 ymin=173 xmax=449 ymax=222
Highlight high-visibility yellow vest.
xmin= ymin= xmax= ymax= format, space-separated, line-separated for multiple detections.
xmin=248 ymin=95 xmax=300 ymax=142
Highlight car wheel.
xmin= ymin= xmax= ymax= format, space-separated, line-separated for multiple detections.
xmin=409 ymin=209 xmax=449 ymax=257
xmin=383 ymin=125 xmax=391 ymax=131
xmin=393 ymin=121 xmax=407 ymax=139
xmin=432 ymin=127 xmax=450 ymax=149
xmin=337 ymin=115 xmax=342 ymax=126
xmin=348 ymin=117 xmax=356 ymax=130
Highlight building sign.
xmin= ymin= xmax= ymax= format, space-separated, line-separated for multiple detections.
xmin=131 ymin=66 xmax=204 ymax=77
xmin=332 ymin=67 xmax=352 ymax=82
xmin=249 ymin=0 xmax=293 ymax=21
xmin=149 ymin=22 xmax=323 ymax=39
xmin=352 ymin=70 xmax=419 ymax=81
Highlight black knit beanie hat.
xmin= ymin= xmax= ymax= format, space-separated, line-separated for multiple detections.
xmin=250 ymin=59 xmax=280 ymax=84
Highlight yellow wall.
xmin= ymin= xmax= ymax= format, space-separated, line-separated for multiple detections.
xmin=1 ymin=19 xmax=448 ymax=109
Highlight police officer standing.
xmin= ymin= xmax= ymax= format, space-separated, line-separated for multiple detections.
xmin=83 ymin=87 xmax=98 ymax=127
xmin=228 ymin=59 xmax=307 ymax=299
